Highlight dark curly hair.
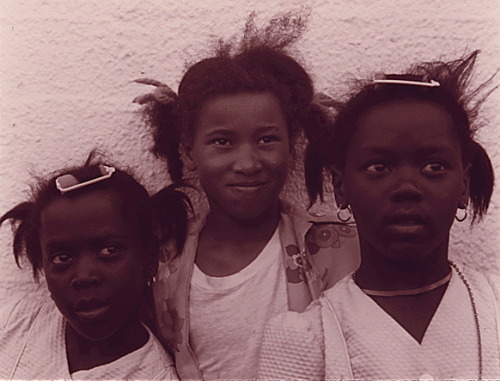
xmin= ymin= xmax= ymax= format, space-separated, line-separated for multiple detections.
xmin=0 ymin=153 xmax=191 ymax=279
xmin=135 ymin=10 xmax=329 ymax=184
xmin=305 ymin=50 xmax=496 ymax=222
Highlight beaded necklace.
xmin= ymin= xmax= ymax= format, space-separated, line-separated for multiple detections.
xmin=449 ymin=260 xmax=482 ymax=380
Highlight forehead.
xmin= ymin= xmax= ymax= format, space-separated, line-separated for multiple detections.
xmin=195 ymin=92 xmax=286 ymax=128
xmin=39 ymin=190 xmax=131 ymax=241
xmin=352 ymin=100 xmax=460 ymax=152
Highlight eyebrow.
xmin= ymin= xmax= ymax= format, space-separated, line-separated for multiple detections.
xmin=204 ymin=125 xmax=282 ymax=138
xmin=42 ymin=234 xmax=128 ymax=249
xmin=254 ymin=125 xmax=281 ymax=132
xmin=43 ymin=241 xmax=71 ymax=251
xmin=359 ymin=146 xmax=457 ymax=155
xmin=203 ymin=128 xmax=235 ymax=138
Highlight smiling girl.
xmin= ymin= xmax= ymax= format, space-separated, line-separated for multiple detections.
xmin=258 ymin=51 xmax=499 ymax=380
xmin=134 ymin=12 xmax=360 ymax=379
xmin=0 ymin=157 xmax=189 ymax=379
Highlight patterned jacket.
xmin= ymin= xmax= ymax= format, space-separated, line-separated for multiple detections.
xmin=152 ymin=200 xmax=360 ymax=379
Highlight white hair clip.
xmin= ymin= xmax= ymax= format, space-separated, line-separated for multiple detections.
xmin=56 ymin=165 xmax=116 ymax=194
xmin=373 ymin=78 xmax=440 ymax=87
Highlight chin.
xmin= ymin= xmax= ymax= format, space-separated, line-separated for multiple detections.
xmin=230 ymin=209 xmax=269 ymax=221
xmin=67 ymin=319 xmax=116 ymax=341
xmin=222 ymin=201 xmax=278 ymax=221
xmin=78 ymin=328 xmax=119 ymax=342
xmin=383 ymin=247 xmax=436 ymax=267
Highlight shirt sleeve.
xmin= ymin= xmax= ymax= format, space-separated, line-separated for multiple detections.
xmin=0 ymin=298 xmax=41 ymax=334
xmin=257 ymin=303 xmax=324 ymax=380
xmin=153 ymin=364 xmax=180 ymax=381
xmin=483 ymin=272 xmax=500 ymax=302
xmin=0 ymin=299 xmax=20 ymax=333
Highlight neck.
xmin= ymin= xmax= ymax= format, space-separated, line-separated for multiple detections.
xmin=65 ymin=314 xmax=147 ymax=373
xmin=205 ymin=201 xmax=281 ymax=243
xmin=354 ymin=240 xmax=450 ymax=291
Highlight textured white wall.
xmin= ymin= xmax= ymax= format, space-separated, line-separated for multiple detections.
xmin=1 ymin=0 xmax=499 ymax=303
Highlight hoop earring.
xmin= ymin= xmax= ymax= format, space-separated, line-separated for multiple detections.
xmin=147 ymin=276 xmax=156 ymax=288
xmin=455 ymin=208 xmax=467 ymax=222
xmin=337 ymin=205 xmax=352 ymax=222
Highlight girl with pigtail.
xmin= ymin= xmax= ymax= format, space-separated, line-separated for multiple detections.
xmin=0 ymin=153 xmax=191 ymax=379
xmin=134 ymin=12 xmax=360 ymax=379
xmin=258 ymin=51 xmax=499 ymax=379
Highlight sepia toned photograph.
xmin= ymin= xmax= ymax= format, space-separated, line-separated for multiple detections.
xmin=0 ymin=1 xmax=499 ymax=379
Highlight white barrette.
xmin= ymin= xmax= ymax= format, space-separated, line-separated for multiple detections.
xmin=56 ymin=165 xmax=116 ymax=194
xmin=373 ymin=79 xmax=440 ymax=87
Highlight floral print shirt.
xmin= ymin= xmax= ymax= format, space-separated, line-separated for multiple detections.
xmin=152 ymin=200 xmax=360 ymax=380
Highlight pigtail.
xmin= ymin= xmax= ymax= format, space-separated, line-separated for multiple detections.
xmin=303 ymin=93 xmax=342 ymax=207
xmin=133 ymin=79 xmax=184 ymax=183
xmin=0 ymin=201 xmax=41 ymax=279
xmin=151 ymin=184 xmax=193 ymax=259
xmin=468 ymin=141 xmax=494 ymax=223
xmin=303 ymin=103 xmax=330 ymax=207
xmin=413 ymin=50 xmax=496 ymax=223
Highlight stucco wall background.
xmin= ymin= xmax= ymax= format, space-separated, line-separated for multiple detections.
xmin=0 ymin=0 xmax=498 ymax=303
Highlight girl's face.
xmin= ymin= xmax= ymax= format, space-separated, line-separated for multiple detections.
xmin=39 ymin=190 xmax=148 ymax=341
xmin=185 ymin=91 xmax=290 ymax=220
xmin=333 ymin=100 xmax=470 ymax=264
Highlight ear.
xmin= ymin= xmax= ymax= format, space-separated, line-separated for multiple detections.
xmin=182 ymin=143 xmax=197 ymax=172
xmin=458 ymin=163 xmax=471 ymax=209
xmin=330 ymin=165 xmax=348 ymax=208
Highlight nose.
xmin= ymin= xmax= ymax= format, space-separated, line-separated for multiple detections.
xmin=389 ymin=167 xmax=424 ymax=203
xmin=232 ymin=144 xmax=263 ymax=175
xmin=70 ymin=255 xmax=101 ymax=290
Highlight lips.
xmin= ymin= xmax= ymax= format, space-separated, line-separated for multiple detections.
xmin=386 ymin=214 xmax=426 ymax=235
xmin=228 ymin=181 xmax=268 ymax=187
xmin=388 ymin=214 xmax=425 ymax=225
xmin=227 ymin=181 xmax=269 ymax=193
xmin=74 ymin=298 xmax=109 ymax=321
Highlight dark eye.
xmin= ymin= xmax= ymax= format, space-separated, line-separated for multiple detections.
xmin=259 ymin=135 xmax=280 ymax=144
xmin=52 ymin=253 xmax=73 ymax=265
xmin=98 ymin=245 xmax=120 ymax=258
xmin=211 ymin=138 xmax=231 ymax=146
xmin=422 ymin=161 xmax=447 ymax=174
xmin=365 ymin=163 xmax=388 ymax=173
